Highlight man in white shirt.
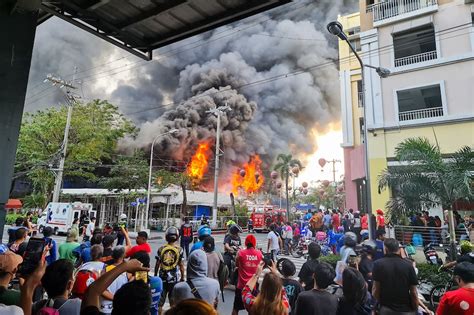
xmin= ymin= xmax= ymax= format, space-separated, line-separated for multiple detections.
xmin=84 ymin=217 xmax=96 ymax=242
xmin=267 ymin=224 xmax=282 ymax=261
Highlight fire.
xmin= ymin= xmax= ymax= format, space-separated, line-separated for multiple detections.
xmin=187 ymin=141 xmax=212 ymax=183
xmin=232 ymin=155 xmax=265 ymax=195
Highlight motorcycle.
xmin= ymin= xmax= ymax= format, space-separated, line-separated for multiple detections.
xmin=424 ymin=243 xmax=443 ymax=265
xmin=291 ymin=238 xmax=310 ymax=258
xmin=224 ymin=245 xmax=241 ymax=286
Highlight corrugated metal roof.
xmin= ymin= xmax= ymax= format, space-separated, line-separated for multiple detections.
xmin=39 ymin=0 xmax=292 ymax=60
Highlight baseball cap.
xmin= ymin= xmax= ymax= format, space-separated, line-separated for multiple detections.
xmin=0 ymin=251 xmax=23 ymax=274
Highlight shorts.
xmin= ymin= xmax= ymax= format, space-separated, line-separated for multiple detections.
xmin=233 ymin=287 xmax=245 ymax=311
xmin=159 ymin=282 xmax=177 ymax=307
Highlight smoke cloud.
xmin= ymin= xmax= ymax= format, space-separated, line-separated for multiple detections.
xmin=26 ymin=0 xmax=357 ymax=185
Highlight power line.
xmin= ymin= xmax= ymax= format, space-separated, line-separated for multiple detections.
xmin=24 ymin=22 xmax=473 ymax=111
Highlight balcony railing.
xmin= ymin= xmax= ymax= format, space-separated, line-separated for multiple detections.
xmin=368 ymin=0 xmax=438 ymax=23
xmin=399 ymin=106 xmax=443 ymax=121
xmin=358 ymin=92 xmax=364 ymax=107
xmin=395 ymin=50 xmax=437 ymax=67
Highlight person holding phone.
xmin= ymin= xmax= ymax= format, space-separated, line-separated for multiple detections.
xmin=42 ymin=226 xmax=57 ymax=265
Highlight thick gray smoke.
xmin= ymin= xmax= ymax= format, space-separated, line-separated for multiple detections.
xmin=27 ymin=0 xmax=357 ymax=183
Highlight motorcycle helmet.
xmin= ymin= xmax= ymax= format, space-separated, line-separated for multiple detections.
xmin=165 ymin=226 xmax=179 ymax=242
xmin=229 ymin=224 xmax=242 ymax=235
xmin=361 ymin=239 xmax=377 ymax=256
xmin=343 ymin=232 xmax=357 ymax=247
xmin=119 ymin=213 xmax=127 ymax=220
xmin=198 ymin=226 xmax=212 ymax=240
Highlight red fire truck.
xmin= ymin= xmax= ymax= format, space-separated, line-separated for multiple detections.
xmin=249 ymin=205 xmax=286 ymax=232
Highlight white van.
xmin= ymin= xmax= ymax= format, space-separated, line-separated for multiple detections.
xmin=37 ymin=202 xmax=96 ymax=235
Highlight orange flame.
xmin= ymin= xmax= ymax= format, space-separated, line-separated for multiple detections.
xmin=187 ymin=141 xmax=212 ymax=183
xmin=232 ymin=155 xmax=265 ymax=195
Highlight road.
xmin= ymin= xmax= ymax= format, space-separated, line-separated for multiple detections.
xmin=2 ymin=227 xmax=306 ymax=314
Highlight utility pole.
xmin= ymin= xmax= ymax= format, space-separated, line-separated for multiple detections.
xmin=207 ymin=104 xmax=231 ymax=228
xmin=320 ymin=158 xmax=342 ymax=209
xmin=46 ymin=69 xmax=78 ymax=203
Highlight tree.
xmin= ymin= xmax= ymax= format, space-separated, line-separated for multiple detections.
xmin=15 ymin=100 xmax=136 ymax=206
xmin=101 ymin=150 xmax=149 ymax=191
xmin=154 ymin=169 xmax=192 ymax=219
xmin=273 ymin=154 xmax=303 ymax=218
xmin=378 ymin=137 xmax=473 ymax=232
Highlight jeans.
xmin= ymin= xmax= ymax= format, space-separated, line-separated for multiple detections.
xmin=284 ymin=238 xmax=291 ymax=253
xmin=180 ymin=239 xmax=191 ymax=260
xmin=271 ymin=249 xmax=278 ymax=262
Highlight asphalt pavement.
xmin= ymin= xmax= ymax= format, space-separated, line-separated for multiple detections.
xmin=2 ymin=227 xmax=306 ymax=314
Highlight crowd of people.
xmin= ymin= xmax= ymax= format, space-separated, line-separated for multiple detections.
xmin=0 ymin=211 xmax=473 ymax=315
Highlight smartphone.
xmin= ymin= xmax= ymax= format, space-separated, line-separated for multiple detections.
xmin=135 ymin=271 xmax=148 ymax=283
xmin=18 ymin=238 xmax=45 ymax=275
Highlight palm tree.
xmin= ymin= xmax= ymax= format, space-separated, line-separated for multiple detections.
xmin=378 ymin=137 xmax=473 ymax=242
xmin=274 ymin=154 xmax=303 ymax=219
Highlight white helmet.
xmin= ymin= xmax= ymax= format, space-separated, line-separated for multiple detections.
xmin=119 ymin=214 xmax=127 ymax=220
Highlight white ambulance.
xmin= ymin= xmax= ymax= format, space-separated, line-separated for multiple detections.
xmin=37 ymin=202 xmax=96 ymax=235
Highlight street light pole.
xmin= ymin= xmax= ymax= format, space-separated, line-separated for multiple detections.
xmin=207 ymin=104 xmax=231 ymax=228
xmin=145 ymin=129 xmax=179 ymax=231
xmin=327 ymin=21 xmax=390 ymax=240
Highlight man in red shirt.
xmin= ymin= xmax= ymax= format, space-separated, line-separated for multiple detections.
xmin=233 ymin=234 xmax=262 ymax=315
xmin=437 ymin=262 xmax=474 ymax=315
xmin=126 ymin=231 xmax=151 ymax=257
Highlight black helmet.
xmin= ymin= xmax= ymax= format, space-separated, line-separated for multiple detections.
xmin=343 ymin=232 xmax=357 ymax=248
xmin=229 ymin=224 xmax=242 ymax=235
xmin=361 ymin=240 xmax=377 ymax=256
xmin=165 ymin=226 xmax=179 ymax=242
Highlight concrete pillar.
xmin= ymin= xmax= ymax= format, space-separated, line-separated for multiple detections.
xmin=0 ymin=6 xmax=38 ymax=236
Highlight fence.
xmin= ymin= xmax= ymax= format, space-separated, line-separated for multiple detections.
xmin=392 ymin=225 xmax=471 ymax=247
xmin=398 ymin=106 xmax=443 ymax=121
xmin=368 ymin=0 xmax=438 ymax=22
xmin=149 ymin=215 xmax=250 ymax=231
xmin=395 ymin=50 xmax=437 ymax=67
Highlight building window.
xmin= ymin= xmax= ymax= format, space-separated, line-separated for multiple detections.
xmin=393 ymin=24 xmax=437 ymax=67
xmin=397 ymin=84 xmax=444 ymax=122
xmin=349 ymin=38 xmax=361 ymax=52
xmin=346 ymin=26 xmax=361 ymax=36
xmin=357 ymin=80 xmax=364 ymax=107
xmin=359 ymin=118 xmax=365 ymax=143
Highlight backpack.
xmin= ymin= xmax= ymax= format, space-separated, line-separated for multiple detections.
xmin=216 ymin=252 xmax=229 ymax=302
xmin=72 ymin=270 xmax=98 ymax=299
xmin=159 ymin=244 xmax=181 ymax=271
xmin=36 ymin=299 xmax=65 ymax=315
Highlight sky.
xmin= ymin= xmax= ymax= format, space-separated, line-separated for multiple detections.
xmin=24 ymin=0 xmax=356 ymax=190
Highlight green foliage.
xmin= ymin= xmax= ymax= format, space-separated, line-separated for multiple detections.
xmin=15 ymin=100 xmax=137 ymax=205
xmin=378 ymin=137 xmax=473 ymax=223
xmin=319 ymin=254 xmax=340 ymax=268
xmin=273 ymin=154 xmax=303 ymax=215
xmin=5 ymin=214 xmax=38 ymax=225
xmin=101 ymin=150 xmax=149 ymax=190
xmin=21 ymin=193 xmax=47 ymax=210
xmin=416 ymin=263 xmax=451 ymax=286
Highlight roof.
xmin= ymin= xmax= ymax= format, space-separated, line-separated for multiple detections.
xmin=5 ymin=199 xmax=22 ymax=209
xmin=60 ymin=186 xmax=232 ymax=207
xmin=152 ymin=185 xmax=232 ymax=207
xmin=38 ymin=0 xmax=291 ymax=60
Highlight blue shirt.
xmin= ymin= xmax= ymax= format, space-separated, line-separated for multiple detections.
xmin=150 ymin=276 xmax=163 ymax=315
xmin=72 ymin=241 xmax=91 ymax=262
xmin=374 ymin=240 xmax=384 ymax=261
xmin=323 ymin=214 xmax=332 ymax=226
